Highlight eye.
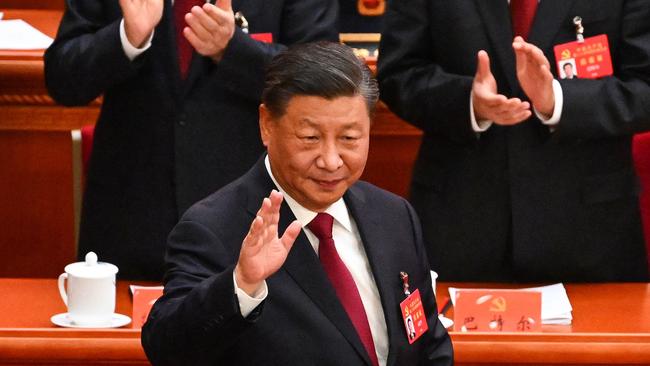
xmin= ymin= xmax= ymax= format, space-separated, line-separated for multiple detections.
xmin=301 ymin=135 xmax=318 ymax=142
xmin=341 ymin=135 xmax=360 ymax=141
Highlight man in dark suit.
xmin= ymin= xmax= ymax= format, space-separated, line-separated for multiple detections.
xmin=378 ymin=0 xmax=650 ymax=282
xmin=142 ymin=42 xmax=453 ymax=365
xmin=44 ymin=0 xmax=338 ymax=280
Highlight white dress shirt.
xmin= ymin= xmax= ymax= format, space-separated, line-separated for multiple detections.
xmin=119 ymin=19 xmax=154 ymax=61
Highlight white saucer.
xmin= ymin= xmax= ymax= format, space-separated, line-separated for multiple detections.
xmin=51 ymin=313 xmax=132 ymax=328
xmin=438 ymin=314 xmax=454 ymax=329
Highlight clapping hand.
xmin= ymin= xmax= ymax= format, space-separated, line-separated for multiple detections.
xmin=513 ymin=36 xmax=555 ymax=118
xmin=120 ymin=0 xmax=164 ymax=48
xmin=183 ymin=0 xmax=236 ymax=62
xmin=472 ymin=50 xmax=532 ymax=125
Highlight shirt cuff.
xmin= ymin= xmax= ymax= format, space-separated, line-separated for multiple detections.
xmin=469 ymin=91 xmax=493 ymax=132
xmin=233 ymin=271 xmax=267 ymax=317
xmin=534 ymin=79 xmax=563 ymax=126
xmin=120 ymin=18 xmax=154 ymax=61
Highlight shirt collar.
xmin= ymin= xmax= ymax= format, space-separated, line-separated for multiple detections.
xmin=264 ymin=155 xmax=353 ymax=232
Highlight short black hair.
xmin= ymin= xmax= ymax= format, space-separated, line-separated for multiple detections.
xmin=262 ymin=41 xmax=378 ymax=118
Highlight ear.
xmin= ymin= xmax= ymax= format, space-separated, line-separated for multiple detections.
xmin=259 ymin=104 xmax=272 ymax=147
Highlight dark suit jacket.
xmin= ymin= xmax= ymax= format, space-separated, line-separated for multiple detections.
xmin=44 ymin=0 xmax=338 ymax=280
xmin=141 ymin=157 xmax=453 ymax=365
xmin=378 ymin=0 xmax=650 ymax=282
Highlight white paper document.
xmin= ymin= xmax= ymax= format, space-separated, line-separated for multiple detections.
xmin=0 ymin=19 xmax=53 ymax=50
xmin=449 ymin=283 xmax=573 ymax=325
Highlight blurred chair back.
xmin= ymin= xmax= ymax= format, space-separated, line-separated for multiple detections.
xmin=633 ymin=132 xmax=650 ymax=269
xmin=81 ymin=124 xmax=95 ymax=188
xmin=0 ymin=130 xmax=78 ymax=277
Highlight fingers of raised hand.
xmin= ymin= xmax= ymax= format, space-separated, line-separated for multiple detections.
xmin=243 ymin=215 xmax=264 ymax=250
xmin=268 ymin=190 xmax=284 ymax=225
xmin=280 ymin=220 xmax=302 ymax=251
xmin=254 ymin=192 xmax=282 ymax=241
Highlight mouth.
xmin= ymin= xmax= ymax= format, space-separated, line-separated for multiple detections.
xmin=312 ymin=178 xmax=344 ymax=190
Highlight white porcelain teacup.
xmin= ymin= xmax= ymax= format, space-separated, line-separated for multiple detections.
xmin=57 ymin=252 xmax=118 ymax=327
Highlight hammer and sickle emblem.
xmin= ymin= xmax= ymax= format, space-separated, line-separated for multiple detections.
xmin=561 ymin=49 xmax=572 ymax=60
xmin=489 ymin=297 xmax=507 ymax=312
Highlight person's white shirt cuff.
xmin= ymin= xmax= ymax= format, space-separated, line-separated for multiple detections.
xmin=534 ymin=79 xmax=563 ymax=126
xmin=119 ymin=18 xmax=154 ymax=61
xmin=469 ymin=91 xmax=493 ymax=132
xmin=233 ymin=272 xmax=267 ymax=317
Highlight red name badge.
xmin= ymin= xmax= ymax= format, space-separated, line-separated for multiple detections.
xmin=399 ymin=289 xmax=429 ymax=344
xmin=130 ymin=285 xmax=164 ymax=328
xmin=553 ymin=34 xmax=613 ymax=79
xmin=453 ymin=289 xmax=541 ymax=332
xmin=250 ymin=33 xmax=273 ymax=43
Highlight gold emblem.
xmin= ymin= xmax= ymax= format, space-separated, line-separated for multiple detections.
xmin=489 ymin=297 xmax=507 ymax=312
xmin=561 ymin=49 xmax=572 ymax=60
xmin=357 ymin=0 xmax=385 ymax=16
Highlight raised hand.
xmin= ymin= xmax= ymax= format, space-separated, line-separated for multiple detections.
xmin=472 ymin=50 xmax=532 ymax=125
xmin=234 ymin=190 xmax=302 ymax=296
xmin=183 ymin=0 xmax=236 ymax=62
xmin=119 ymin=0 xmax=164 ymax=48
xmin=513 ymin=36 xmax=555 ymax=118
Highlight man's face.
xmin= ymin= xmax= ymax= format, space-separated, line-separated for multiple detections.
xmin=564 ymin=63 xmax=574 ymax=77
xmin=260 ymin=95 xmax=370 ymax=212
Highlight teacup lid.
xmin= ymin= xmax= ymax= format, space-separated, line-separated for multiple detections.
xmin=64 ymin=252 xmax=118 ymax=278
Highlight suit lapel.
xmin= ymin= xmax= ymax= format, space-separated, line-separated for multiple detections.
xmin=528 ymin=0 xmax=575 ymax=52
xmin=474 ymin=0 xmax=518 ymax=93
xmin=344 ymin=186 xmax=401 ymax=366
xmin=244 ymin=158 xmax=372 ymax=366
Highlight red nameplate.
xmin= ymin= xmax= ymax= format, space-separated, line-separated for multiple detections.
xmin=250 ymin=33 xmax=273 ymax=43
xmin=553 ymin=34 xmax=613 ymax=79
xmin=453 ymin=289 xmax=541 ymax=332
xmin=130 ymin=285 xmax=164 ymax=328
xmin=399 ymin=289 xmax=429 ymax=344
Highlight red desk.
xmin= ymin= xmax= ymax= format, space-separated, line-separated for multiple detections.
xmin=441 ymin=282 xmax=650 ymax=365
xmin=1 ymin=279 xmax=649 ymax=365
xmin=0 ymin=279 xmax=149 ymax=365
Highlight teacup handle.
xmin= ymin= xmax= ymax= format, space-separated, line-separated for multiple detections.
xmin=57 ymin=273 xmax=68 ymax=306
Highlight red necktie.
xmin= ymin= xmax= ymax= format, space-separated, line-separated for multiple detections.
xmin=308 ymin=213 xmax=379 ymax=366
xmin=510 ymin=0 xmax=538 ymax=40
xmin=173 ymin=0 xmax=200 ymax=79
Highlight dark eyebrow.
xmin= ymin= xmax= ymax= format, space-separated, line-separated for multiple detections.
xmin=298 ymin=118 xmax=362 ymax=130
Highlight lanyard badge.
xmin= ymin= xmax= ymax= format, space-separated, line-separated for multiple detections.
xmin=553 ymin=16 xmax=613 ymax=79
xmin=399 ymin=272 xmax=428 ymax=344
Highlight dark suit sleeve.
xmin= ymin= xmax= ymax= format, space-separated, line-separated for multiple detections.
xmin=211 ymin=0 xmax=339 ymax=102
xmin=401 ymin=200 xmax=454 ymax=365
xmin=377 ymin=0 xmax=476 ymax=144
xmin=141 ymin=219 xmax=260 ymax=366
xmin=44 ymin=1 xmax=144 ymax=106
xmin=555 ymin=0 xmax=650 ymax=140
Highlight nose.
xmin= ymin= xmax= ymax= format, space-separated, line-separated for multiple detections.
xmin=316 ymin=142 xmax=343 ymax=172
